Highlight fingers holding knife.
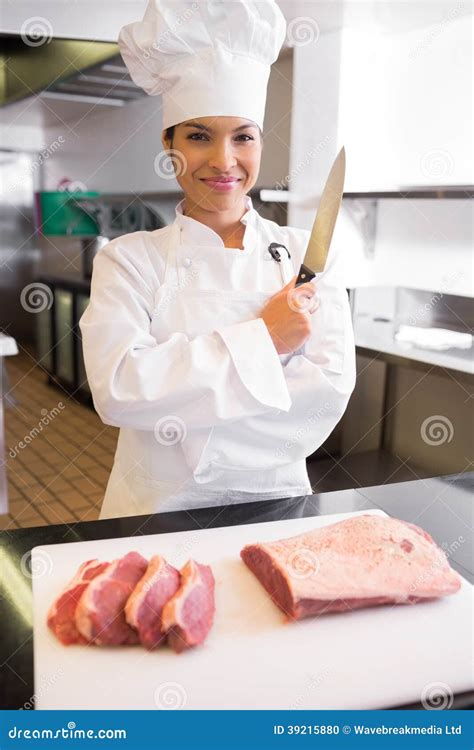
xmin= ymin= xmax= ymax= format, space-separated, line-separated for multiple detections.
xmin=284 ymin=275 xmax=318 ymax=314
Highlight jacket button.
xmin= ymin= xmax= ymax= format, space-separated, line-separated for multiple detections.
xmin=183 ymin=257 xmax=192 ymax=268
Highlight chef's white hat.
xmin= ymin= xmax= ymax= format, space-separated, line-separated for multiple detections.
xmin=118 ymin=0 xmax=287 ymax=131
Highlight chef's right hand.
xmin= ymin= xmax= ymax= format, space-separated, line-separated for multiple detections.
xmin=260 ymin=276 xmax=318 ymax=355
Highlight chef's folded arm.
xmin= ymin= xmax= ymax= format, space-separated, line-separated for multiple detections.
xmin=79 ymin=234 xmax=355 ymax=473
xmin=208 ymin=237 xmax=357 ymax=471
xmin=79 ymin=244 xmax=293 ymax=434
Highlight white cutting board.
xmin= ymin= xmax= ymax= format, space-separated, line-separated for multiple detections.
xmin=32 ymin=509 xmax=473 ymax=710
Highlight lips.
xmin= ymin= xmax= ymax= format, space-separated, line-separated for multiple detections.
xmin=200 ymin=177 xmax=240 ymax=184
xmin=199 ymin=177 xmax=242 ymax=192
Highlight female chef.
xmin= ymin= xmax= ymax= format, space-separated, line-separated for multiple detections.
xmin=79 ymin=0 xmax=356 ymax=519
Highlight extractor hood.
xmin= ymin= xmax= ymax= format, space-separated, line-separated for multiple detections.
xmin=0 ymin=34 xmax=145 ymax=108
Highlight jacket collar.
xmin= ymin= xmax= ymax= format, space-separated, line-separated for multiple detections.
xmin=173 ymin=195 xmax=257 ymax=249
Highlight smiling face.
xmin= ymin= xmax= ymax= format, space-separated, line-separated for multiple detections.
xmin=161 ymin=116 xmax=262 ymax=214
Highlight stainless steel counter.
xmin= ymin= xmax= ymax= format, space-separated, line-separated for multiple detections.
xmin=0 ymin=472 xmax=472 ymax=710
xmin=354 ymin=317 xmax=473 ymax=375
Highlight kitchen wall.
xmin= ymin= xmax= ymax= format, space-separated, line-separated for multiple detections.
xmin=1 ymin=46 xmax=293 ymax=284
xmin=288 ymin=4 xmax=473 ymax=294
xmin=285 ymin=2 xmax=473 ymax=478
xmin=338 ymin=12 xmax=471 ymax=190
xmin=343 ymin=198 xmax=473 ymax=297
xmin=289 ymin=4 xmax=472 ymax=196
xmin=0 ymin=123 xmax=44 ymax=153
xmin=337 ymin=4 xmax=472 ymax=296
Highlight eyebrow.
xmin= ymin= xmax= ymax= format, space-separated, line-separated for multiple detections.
xmin=182 ymin=122 xmax=258 ymax=133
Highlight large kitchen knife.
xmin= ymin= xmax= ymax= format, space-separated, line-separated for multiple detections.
xmin=295 ymin=146 xmax=346 ymax=287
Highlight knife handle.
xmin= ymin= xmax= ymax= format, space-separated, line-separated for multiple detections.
xmin=295 ymin=264 xmax=316 ymax=287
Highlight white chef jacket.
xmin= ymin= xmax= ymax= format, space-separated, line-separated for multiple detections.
xmin=79 ymin=196 xmax=356 ymax=518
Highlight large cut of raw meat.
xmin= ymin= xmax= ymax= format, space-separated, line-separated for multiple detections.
xmin=75 ymin=551 xmax=148 ymax=645
xmin=240 ymin=515 xmax=461 ymax=620
xmin=47 ymin=559 xmax=109 ymax=645
xmin=161 ymin=560 xmax=215 ymax=653
xmin=125 ymin=555 xmax=181 ymax=650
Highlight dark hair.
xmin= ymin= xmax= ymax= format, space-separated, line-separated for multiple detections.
xmin=164 ymin=125 xmax=175 ymax=145
xmin=164 ymin=123 xmax=263 ymax=147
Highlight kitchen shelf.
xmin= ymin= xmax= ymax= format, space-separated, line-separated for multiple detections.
xmin=261 ymin=186 xmax=473 ymax=202
xmin=344 ymin=187 xmax=473 ymax=199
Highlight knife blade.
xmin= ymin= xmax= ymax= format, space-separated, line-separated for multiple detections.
xmin=295 ymin=146 xmax=346 ymax=287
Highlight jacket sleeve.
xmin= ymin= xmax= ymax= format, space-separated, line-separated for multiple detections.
xmin=193 ymin=231 xmax=356 ymax=476
xmin=79 ymin=238 xmax=292 ymax=433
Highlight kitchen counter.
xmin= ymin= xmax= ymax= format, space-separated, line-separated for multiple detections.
xmin=354 ymin=316 xmax=474 ymax=375
xmin=1 ymin=473 xmax=472 ymax=710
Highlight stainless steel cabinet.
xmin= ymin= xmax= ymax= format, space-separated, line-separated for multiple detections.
xmin=36 ymin=307 xmax=53 ymax=372
xmin=35 ymin=277 xmax=92 ymax=405
xmin=54 ymin=288 xmax=74 ymax=384
xmin=76 ymin=293 xmax=91 ymax=393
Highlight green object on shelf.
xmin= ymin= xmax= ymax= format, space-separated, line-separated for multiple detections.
xmin=38 ymin=191 xmax=100 ymax=236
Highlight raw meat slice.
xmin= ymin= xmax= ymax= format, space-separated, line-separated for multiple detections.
xmin=124 ymin=555 xmax=180 ymax=650
xmin=47 ymin=559 xmax=109 ymax=645
xmin=75 ymin=551 xmax=148 ymax=645
xmin=161 ymin=560 xmax=215 ymax=653
xmin=240 ymin=515 xmax=462 ymax=620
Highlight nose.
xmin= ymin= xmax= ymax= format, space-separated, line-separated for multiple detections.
xmin=207 ymin=139 xmax=238 ymax=172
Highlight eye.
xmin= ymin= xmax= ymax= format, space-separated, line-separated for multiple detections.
xmin=187 ymin=133 xmax=255 ymax=142
xmin=187 ymin=132 xmax=208 ymax=141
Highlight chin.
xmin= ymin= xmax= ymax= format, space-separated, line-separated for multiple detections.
xmin=198 ymin=189 xmax=246 ymax=205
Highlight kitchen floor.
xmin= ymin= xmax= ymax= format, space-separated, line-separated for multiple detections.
xmin=1 ymin=347 xmax=117 ymax=531
xmin=1 ymin=347 xmax=430 ymax=532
